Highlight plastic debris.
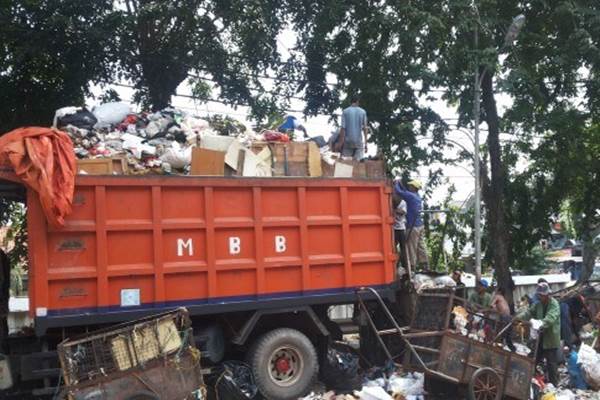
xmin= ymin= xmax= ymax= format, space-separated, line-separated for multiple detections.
xmin=387 ymin=372 xmax=424 ymax=399
xmin=578 ymin=344 xmax=600 ymax=390
xmin=354 ymin=386 xmax=393 ymax=400
xmin=321 ymin=346 xmax=362 ymax=393
xmin=92 ymin=102 xmax=132 ymax=128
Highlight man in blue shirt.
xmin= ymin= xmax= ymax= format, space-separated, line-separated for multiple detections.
xmin=394 ymin=179 xmax=429 ymax=270
xmin=335 ymin=96 xmax=368 ymax=160
xmin=277 ymin=115 xmax=308 ymax=139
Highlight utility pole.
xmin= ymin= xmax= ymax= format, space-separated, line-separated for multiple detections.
xmin=473 ymin=24 xmax=482 ymax=282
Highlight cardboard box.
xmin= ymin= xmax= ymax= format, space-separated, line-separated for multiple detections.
xmin=77 ymin=158 xmax=127 ymax=175
xmin=190 ymin=148 xmax=225 ymax=175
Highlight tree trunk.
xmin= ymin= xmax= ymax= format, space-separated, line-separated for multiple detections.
xmin=480 ymin=71 xmax=514 ymax=305
xmin=579 ymin=218 xmax=600 ymax=283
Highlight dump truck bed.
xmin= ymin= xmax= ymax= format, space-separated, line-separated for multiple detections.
xmin=22 ymin=175 xmax=396 ymax=334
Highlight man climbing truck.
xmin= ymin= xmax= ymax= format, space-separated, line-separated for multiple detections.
xmin=0 ymin=170 xmax=397 ymax=399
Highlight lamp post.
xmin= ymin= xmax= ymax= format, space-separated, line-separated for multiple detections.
xmin=473 ymin=13 xmax=525 ymax=281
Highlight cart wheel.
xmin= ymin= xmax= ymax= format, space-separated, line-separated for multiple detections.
xmin=124 ymin=392 xmax=159 ymax=400
xmin=468 ymin=367 xmax=502 ymax=400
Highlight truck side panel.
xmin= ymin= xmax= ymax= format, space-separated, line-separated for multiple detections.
xmin=28 ymin=176 xmax=395 ymax=326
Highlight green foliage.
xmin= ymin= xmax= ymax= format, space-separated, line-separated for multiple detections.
xmin=0 ymin=199 xmax=27 ymax=271
xmin=282 ymin=0 xmax=450 ymax=172
xmin=0 ymin=0 xmax=118 ymax=133
xmin=516 ymin=246 xmax=549 ymax=275
xmin=116 ymin=0 xmax=287 ymax=115
xmin=424 ymin=185 xmax=471 ymax=272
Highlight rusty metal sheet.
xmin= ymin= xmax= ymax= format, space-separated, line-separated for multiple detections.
xmin=464 ymin=341 xmax=509 ymax=383
xmin=504 ymin=354 xmax=535 ymax=400
xmin=438 ymin=334 xmax=470 ymax=381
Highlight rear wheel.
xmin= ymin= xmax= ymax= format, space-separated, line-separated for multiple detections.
xmin=247 ymin=328 xmax=318 ymax=400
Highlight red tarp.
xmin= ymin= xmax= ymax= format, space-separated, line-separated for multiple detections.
xmin=0 ymin=127 xmax=76 ymax=227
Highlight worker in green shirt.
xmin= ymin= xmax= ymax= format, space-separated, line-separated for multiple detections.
xmin=468 ymin=279 xmax=492 ymax=309
xmin=517 ymin=282 xmax=561 ymax=386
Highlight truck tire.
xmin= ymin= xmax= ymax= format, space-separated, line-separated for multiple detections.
xmin=247 ymin=328 xmax=318 ymax=400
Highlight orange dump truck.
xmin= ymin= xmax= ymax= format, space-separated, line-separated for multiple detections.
xmin=1 ymin=172 xmax=397 ymax=399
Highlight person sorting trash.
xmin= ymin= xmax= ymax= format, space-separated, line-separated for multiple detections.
xmin=517 ymin=282 xmax=561 ymax=386
xmin=468 ymin=279 xmax=492 ymax=309
xmin=277 ymin=115 xmax=308 ymax=139
xmin=393 ymin=179 xmax=429 ymax=271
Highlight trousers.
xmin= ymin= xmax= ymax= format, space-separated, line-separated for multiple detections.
xmin=406 ymin=225 xmax=428 ymax=269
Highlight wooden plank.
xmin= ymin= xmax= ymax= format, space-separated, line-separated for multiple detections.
xmin=308 ymin=142 xmax=322 ymax=177
xmin=77 ymin=159 xmax=113 ymax=175
xmin=190 ymin=148 xmax=225 ymax=175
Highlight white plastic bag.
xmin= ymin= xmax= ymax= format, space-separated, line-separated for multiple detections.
xmin=160 ymin=142 xmax=192 ymax=169
xmin=433 ymin=275 xmax=457 ymax=288
xmin=93 ymin=102 xmax=132 ymax=128
xmin=530 ymin=319 xmax=543 ymax=340
xmin=388 ymin=372 xmax=424 ymax=397
xmin=578 ymin=344 xmax=600 ymax=390
xmin=355 ymin=386 xmax=393 ymax=400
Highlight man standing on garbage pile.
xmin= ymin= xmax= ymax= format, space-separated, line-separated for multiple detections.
xmin=277 ymin=115 xmax=309 ymax=139
xmin=392 ymin=193 xmax=409 ymax=275
xmin=491 ymin=287 xmax=516 ymax=352
xmin=394 ymin=179 xmax=429 ymax=271
xmin=452 ymin=270 xmax=466 ymax=299
xmin=468 ymin=279 xmax=492 ymax=309
xmin=517 ymin=282 xmax=561 ymax=386
xmin=334 ymin=95 xmax=368 ymax=160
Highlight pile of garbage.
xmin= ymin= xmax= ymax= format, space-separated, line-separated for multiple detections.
xmin=54 ymin=102 xmax=384 ymax=178
xmin=412 ymin=273 xmax=456 ymax=293
xmin=301 ymin=369 xmax=425 ymax=400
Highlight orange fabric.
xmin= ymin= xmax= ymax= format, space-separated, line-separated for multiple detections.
xmin=0 ymin=127 xmax=75 ymax=227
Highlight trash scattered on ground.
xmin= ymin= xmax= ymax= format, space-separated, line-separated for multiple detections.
xmin=300 ymin=367 xmax=425 ymax=400
xmin=55 ymin=101 xmax=386 ymax=178
xmin=321 ymin=345 xmax=362 ymax=393
xmin=205 ymin=361 xmax=257 ymax=400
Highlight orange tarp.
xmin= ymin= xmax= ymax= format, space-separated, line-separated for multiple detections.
xmin=0 ymin=127 xmax=75 ymax=227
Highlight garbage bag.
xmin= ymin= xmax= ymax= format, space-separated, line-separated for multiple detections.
xmin=160 ymin=142 xmax=192 ymax=169
xmin=205 ymin=362 xmax=256 ymax=400
xmin=93 ymin=102 xmax=132 ymax=128
xmin=220 ymin=361 xmax=257 ymax=399
xmin=566 ymin=349 xmax=588 ymax=389
xmin=0 ymin=127 xmax=75 ymax=227
xmin=433 ymin=275 xmax=457 ymax=288
xmin=321 ymin=345 xmax=362 ymax=393
xmin=54 ymin=107 xmax=98 ymax=130
xmin=577 ymin=343 xmax=600 ymax=390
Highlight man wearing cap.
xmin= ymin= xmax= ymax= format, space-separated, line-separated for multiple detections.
xmin=468 ymin=279 xmax=492 ymax=309
xmin=517 ymin=282 xmax=561 ymax=386
xmin=394 ymin=179 xmax=429 ymax=270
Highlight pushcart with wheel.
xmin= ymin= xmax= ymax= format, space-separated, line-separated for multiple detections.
xmin=355 ymin=287 xmax=538 ymax=400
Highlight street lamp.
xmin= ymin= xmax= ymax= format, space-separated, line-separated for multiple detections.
xmin=473 ymin=13 xmax=525 ymax=281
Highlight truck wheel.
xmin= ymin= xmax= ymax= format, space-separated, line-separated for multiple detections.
xmin=247 ymin=328 xmax=318 ymax=400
